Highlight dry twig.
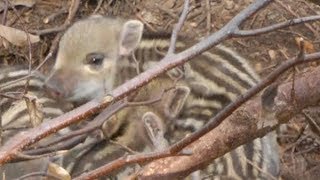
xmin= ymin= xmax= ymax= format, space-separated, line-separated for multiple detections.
xmin=31 ymin=0 xmax=80 ymax=35
xmin=167 ymin=0 xmax=189 ymax=55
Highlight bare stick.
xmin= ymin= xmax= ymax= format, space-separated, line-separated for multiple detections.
xmin=43 ymin=7 xmax=68 ymax=24
xmin=1 ymin=0 xmax=9 ymax=25
xmin=92 ymin=0 xmax=104 ymax=14
xmin=302 ymin=110 xmax=320 ymax=136
xmin=205 ymin=0 xmax=211 ymax=35
xmin=14 ymin=151 xmax=66 ymax=161
xmin=275 ymin=0 xmax=319 ymax=38
xmin=6 ymin=0 xmax=33 ymax=95
xmin=17 ymin=172 xmax=61 ymax=180
xmin=34 ymin=33 xmax=62 ymax=71
xmin=234 ymin=15 xmax=320 ymax=37
xmin=23 ymin=135 xmax=86 ymax=156
xmin=167 ymin=0 xmax=190 ymax=55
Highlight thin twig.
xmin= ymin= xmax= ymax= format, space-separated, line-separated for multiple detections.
xmin=93 ymin=0 xmax=104 ymax=14
xmin=234 ymin=15 xmax=320 ymax=37
xmin=17 ymin=172 xmax=61 ymax=180
xmin=275 ymin=0 xmax=319 ymax=38
xmin=245 ymin=158 xmax=277 ymax=180
xmin=14 ymin=151 xmax=66 ymax=161
xmin=6 ymin=0 xmax=33 ymax=96
xmin=36 ymin=33 xmax=63 ymax=71
xmin=1 ymin=0 xmax=9 ymax=25
xmin=23 ymin=135 xmax=86 ymax=156
xmin=302 ymin=110 xmax=320 ymax=136
xmin=167 ymin=0 xmax=190 ymax=55
xmin=156 ymin=4 xmax=179 ymax=20
xmin=30 ymin=0 xmax=80 ymax=35
xmin=109 ymin=140 xmax=138 ymax=154
xmin=43 ymin=7 xmax=68 ymax=24
xmin=126 ymin=87 xmax=172 ymax=106
xmin=205 ymin=0 xmax=211 ymax=35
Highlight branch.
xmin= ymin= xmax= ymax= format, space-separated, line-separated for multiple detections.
xmin=234 ymin=15 xmax=320 ymax=37
xmin=167 ymin=0 xmax=190 ymax=55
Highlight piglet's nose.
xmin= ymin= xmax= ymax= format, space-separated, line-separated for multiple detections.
xmin=43 ymin=82 xmax=64 ymax=99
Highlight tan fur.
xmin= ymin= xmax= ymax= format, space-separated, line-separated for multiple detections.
xmin=46 ymin=17 xmax=139 ymax=102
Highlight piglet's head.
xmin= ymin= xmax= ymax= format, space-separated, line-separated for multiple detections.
xmin=44 ymin=17 xmax=143 ymax=104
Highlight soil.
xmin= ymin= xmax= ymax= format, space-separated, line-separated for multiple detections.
xmin=0 ymin=0 xmax=320 ymax=179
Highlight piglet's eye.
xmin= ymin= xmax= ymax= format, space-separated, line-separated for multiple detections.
xmin=85 ymin=52 xmax=105 ymax=66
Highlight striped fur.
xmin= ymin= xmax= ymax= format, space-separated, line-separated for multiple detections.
xmin=115 ymin=35 xmax=280 ymax=179
xmin=0 ymin=67 xmax=68 ymax=131
xmin=0 ymin=67 xmax=75 ymax=179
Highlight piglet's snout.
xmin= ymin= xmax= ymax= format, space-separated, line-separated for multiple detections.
xmin=43 ymin=78 xmax=65 ymax=99
xmin=43 ymin=70 xmax=71 ymax=100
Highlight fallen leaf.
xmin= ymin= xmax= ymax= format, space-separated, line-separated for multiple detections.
xmin=24 ymin=93 xmax=44 ymax=127
xmin=295 ymin=37 xmax=315 ymax=53
xmin=162 ymin=0 xmax=176 ymax=9
xmin=47 ymin=163 xmax=71 ymax=180
xmin=255 ymin=62 xmax=262 ymax=72
xmin=0 ymin=24 xmax=40 ymax=46
xmin=0 ymin=0 xmax=36 ymax=12
xmin=12 ymin=0 xmax=36 ymax=7
xmin=268 ymin=50 xmax=277 ymax=61
xmin=0 ymin=37 xmax=10 ymax=49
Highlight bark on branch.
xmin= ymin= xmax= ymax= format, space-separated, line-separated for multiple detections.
xmin=136 ymin=62 xmax=320 ymax=179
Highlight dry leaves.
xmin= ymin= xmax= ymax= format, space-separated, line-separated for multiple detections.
xmin=268 ymin=50 xmax=277 ymax=61
xmin=47 ymin=163 xmax=71 ymax=180
xmin=0 ymin=24 xmax=40 ymax=47
xmin=295 ymin=37 xmax=315 ymax=54
xmin=24 ymin=93 xmax=44 ymax=127
xmin=0 ymin=0 xmax=36 ymax=12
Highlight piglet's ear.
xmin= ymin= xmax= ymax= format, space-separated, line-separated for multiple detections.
xmin=164 ymin=86 xmax=190 ymax=119
xmin=119 ymin=20 xmax=144 ymax=56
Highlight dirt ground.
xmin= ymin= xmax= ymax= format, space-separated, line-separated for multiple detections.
xmin=1 ymin=0 xmax=320 ymax=179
